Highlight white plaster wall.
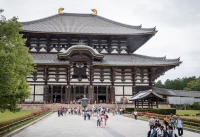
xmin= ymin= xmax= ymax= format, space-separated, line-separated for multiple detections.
xmin=194 ymin=98 xmax=200 ymax=102
xmin=115 ymin=96 xmax=123 ymax=102
xmin=59 ymin=79 xmax=66 ymax=82
xmin=30 ymin=85 xmax=34 ymax=94
xmin=115 ymin=86 xmax=123 ymax=95
xmin=115 ymin=79 xmax=122 ymax=82
xmin=124 ymin=86 xmax=132 ymax=95
xmin=36 ymin=78 xmax=44 ymax=81
xmin=27 ymin=78 xmax=33 ymax=81
xmin=35 ymin=85 xmax=44 ymax=94
xmin=93 ymin=79 xmax=101 ymax=82
xmin=104 ymin=76 xmax=110 ymax=79
xmin=180 ymin=97 xmax=195 ymax=105
xmin=115 ymin=76 xmax=121 ymax=79
xmin=25 ymin=95 xmax=33 ymax=102
xmin=35 ymin=95 xmax=44 ymax=102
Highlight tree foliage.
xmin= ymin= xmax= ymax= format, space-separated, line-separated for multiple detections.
xmin=0 ymin=11 xmax=35 ymax=112
xmin=154 ymin=80 xmax=164 ymax=88
xmin=184 ymin=80 xmax=200 ymax=91
xmin=154 ymin=76 xmax=200 ymax=91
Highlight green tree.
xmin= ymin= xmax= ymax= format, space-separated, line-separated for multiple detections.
xmin=184 ymin=80 xmax=200 ymax=91
xmin=154 ymin=80 xmax=164 ymax=88
xmin=0 ymin=10 xmax=35 ymax=112
xmin=164 ymin=79 xmax=172 ymax=89
xmin=170 ymin=78 xmax=184 ymax=90
xmin=182 ymin=76 xmax=196 ymax=89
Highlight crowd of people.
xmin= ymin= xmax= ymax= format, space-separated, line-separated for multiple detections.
xmin=148 ymin=115 xmax=183 ymax=137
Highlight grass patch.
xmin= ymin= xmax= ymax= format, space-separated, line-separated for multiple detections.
xmin=0 ymin=110 xmax=37 ymax=122
xmin=0 ymin=110 xmax=51 ymax=136
xmin=176 ymin=110 xmax=199 ymax=115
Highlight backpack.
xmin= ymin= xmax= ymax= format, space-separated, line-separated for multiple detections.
xmin=152 ymin=129 xmax=157 ymax=137
xmin=106 ymin=115 xmax=108 ymax=119
xmin=163 ymin=130 xmax=169 ymax=137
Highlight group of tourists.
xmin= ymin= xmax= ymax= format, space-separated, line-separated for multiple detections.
xmin=57 ymin=106 xmax=82 ymax=116
xmin=97 ymin=113 xmax=109 ymax=128
xmin=148 ymin=115 xmax=183 ymax=137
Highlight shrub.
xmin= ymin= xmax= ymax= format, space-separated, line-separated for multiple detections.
xmin=135 ymin=108 xmax=176 ymax=115
xmin=125 ymin=108 xmax=135 ymax=112
xmin=192 ymin=102 xmax=200 ymax=110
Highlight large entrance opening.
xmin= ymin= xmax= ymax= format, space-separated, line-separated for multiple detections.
xmin=53 ymin=95 xmax=61 ymax=103
xmin=98 ymin=95 xmax=106 ymax=103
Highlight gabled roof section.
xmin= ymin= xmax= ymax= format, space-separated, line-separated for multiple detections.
xmin=31 ymin=53 xmax=181 ymax=66
xmin=153 ymin=87 xmax=200 ymax=98
xmin=57 ymin=44 xmax=104 ymax=61
xmin=21 ymin=13 xmax=157 ymax=35
xmin=129 ymin=89 xmax=164 ymax=101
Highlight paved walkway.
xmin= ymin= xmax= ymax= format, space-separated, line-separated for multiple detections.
xmin=13 ymin=113 xmax=199 ymax=137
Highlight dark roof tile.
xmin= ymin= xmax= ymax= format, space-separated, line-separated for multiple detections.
xmin=22 ymin=13 xmax=157 ymax=35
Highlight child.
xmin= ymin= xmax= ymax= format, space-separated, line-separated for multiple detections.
xmin=100 ymin=118 xmax=105 ymax=128
xmin=97 ymin=115 xmax=101 ymax=127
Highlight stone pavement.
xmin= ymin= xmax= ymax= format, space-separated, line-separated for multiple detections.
xmin=12 ymin=113 xmax=200 ymax=137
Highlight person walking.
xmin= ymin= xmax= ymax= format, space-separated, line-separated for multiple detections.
xmin=87 ymin=110 xmax=91 ymax=120
xmin=112 ymin=108 xmax=115 ymax=116
xmin=97 ymin=114 xmax=101 ymax=127
xmin=149 ymin=116 xmax=155 ymax=130
xmin=83 ymin=110 xmax=87 ymax=120
xmin=169 ymin=115 xmax=175 ymax=130
xmin=155 ymin=117 xmax=160 ymax=126
xmin=168 ymin=125 xmax=175 ymax=137
xmin=176 ymin=116 xmax=183 ymax=137
xmin=134 ymin=110 xmax=138 ymax=120
xmin=104 ymin=114 xmax=108 ymax=127
xmin=163 ymin=116 xmax=169 ymax=130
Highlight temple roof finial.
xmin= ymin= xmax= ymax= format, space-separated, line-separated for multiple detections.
xmin=58 ymin=7 xmax=64 ymax=14
xmin=91 ymin=9 xmax=97 ymax=15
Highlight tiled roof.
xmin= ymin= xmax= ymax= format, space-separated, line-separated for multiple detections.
xmin=93 ymin=54 xmax=181 ymax=66
xmin=32 ymin=54 xmax=69 ymax=65
xmin=31 ymin=53 xmax=181 ymax=66
xmin=153 ymin=87 xmax=200 ymax=97
xmin=129 ymin=89 xmax=164 ymax=101
xmin=22 ymin=13 xmax=157 ymax=35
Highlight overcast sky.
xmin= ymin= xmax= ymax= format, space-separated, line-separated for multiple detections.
xmin=1 ymin=0 xmax=200 ymax=83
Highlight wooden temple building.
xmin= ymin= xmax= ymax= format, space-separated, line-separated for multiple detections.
xmin=22 ymin=10 xmax=181 ymax=104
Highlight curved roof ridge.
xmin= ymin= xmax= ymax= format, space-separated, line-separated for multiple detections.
xmin=132 ymin=54 xmax=181 ymax=62
xmin=21 ymin=13 xmax=156 ymax=32
xmin=165 ymin=57 xmax=180 ymax=62
xmin=132 ymin=53 xmax=166 ymax=60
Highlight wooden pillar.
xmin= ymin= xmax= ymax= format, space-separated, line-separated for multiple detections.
xmin=135 ymin=100 xmax=136 ymax=108
xmin=61 ymin=85 xmax=63 ymax=103
xmin=132 ymin=67 xmax=136 ymax=95
xmin=142 ymin=99 xmax=144 ymax=108
xmin=156 ymin=99 xmax=158 ymax=108
xmin=66 ymin=65 xmax=71 ymax=104
xmin=88 ymin=86 xmax=94 ymax=103
xmin=44 ymin=65 xmax=49 ymax=103
xmin=51 ymin=85 xmax=53 ymax=103
xmin=106 ymin=86 xmax=109 ymax=103
xmin=110 ymin=67 xmax=115 ymax=103
xmin=66 ymin=85 xmax=71 ymax=104
xmin=110 ymin=86 xmax=115 ymax=103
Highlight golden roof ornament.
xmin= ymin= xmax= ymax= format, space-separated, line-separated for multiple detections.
xmin=58 ymin=8 xmax=64 ymax=14
xmin=91 ymin=9 xmax=97 ymax=15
